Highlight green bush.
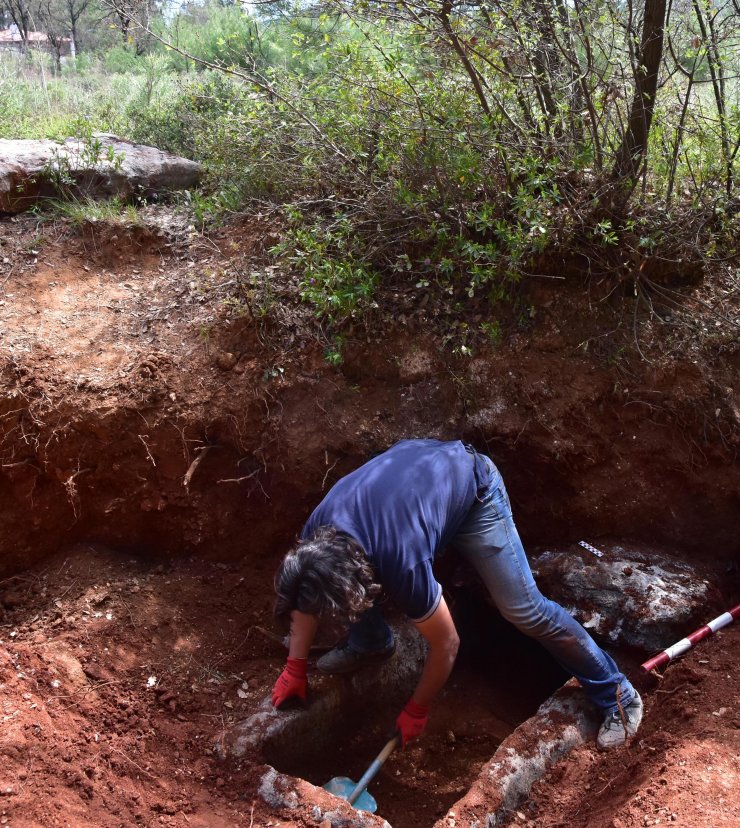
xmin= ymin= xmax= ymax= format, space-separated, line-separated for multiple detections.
xmin=2 ymin=2 xmax=736 ymax=336
xmin=163 ymin=1 xmax=330 ymax=75
xmin=103 ymin=46 xmax=146 ymax=75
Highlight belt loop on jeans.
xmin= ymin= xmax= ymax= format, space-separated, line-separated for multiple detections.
xmin=465 ymin=443 xmax=493 ymax=502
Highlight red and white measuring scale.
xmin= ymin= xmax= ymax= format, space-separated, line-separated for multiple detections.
xmin=641 ymin=603 xmax=740 ymax=672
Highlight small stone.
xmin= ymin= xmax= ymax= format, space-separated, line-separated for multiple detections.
xmin=215 ymin=352 xmax=238 ymax=371
xmin=216 ymin=777 xmax=225 ymax=788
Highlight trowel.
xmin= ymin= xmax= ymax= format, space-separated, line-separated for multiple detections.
xmin=323 ymin=734 xmax=399 ymax=813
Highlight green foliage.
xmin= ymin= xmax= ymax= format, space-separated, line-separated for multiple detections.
xmin=165 ymin=4 xmax=263 ymax=71
xmin=1 ymin=0 xmax=737 ymax=340
xmin=271 ymin=209 xmax=378 ymax=321
xmin=324 ymin=337 xmax=345 ymax=367
xmin=480 ymin=320 xmax=502 ymax=345
xmin=157 ymin=1 xmax=339 ymax=76
xmin=48 ymin=196 xmax=142 ymax=227
xmin=189 ymin=186 xmax=242 ymax=229
xmin=104 ymin=46 xmax=146 ymax=75
xmin=593 ymin=220 xmax=619 ymax=246
xmin=0 ymin=52 xmax=165 ymax=139
xmin=124 ymin=67 xmax=200 ymax=156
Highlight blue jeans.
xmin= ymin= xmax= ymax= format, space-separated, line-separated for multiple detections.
xmin=347 ymin=458 xmax=636 ymax=715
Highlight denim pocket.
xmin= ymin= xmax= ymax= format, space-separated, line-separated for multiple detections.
xmin=484 ymin=481 xmax=512 ymax=518
xmin=475 ymin=458 xmax=503 ymax=504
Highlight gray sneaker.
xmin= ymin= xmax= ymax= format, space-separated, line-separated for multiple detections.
xmin=316 ymin=642 xmax=396 ymax=675
xmin=597 ymin=692 xmax=643 ymax=750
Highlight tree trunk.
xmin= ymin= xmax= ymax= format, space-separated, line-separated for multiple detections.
xmin=612 ymin=0 xmax=668 ymax=185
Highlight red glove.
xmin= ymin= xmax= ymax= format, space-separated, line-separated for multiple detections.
xmin=271 ymin=657 xmax=308 ymax=709
xmin=395 ymin=698 xmax=431 ymax=747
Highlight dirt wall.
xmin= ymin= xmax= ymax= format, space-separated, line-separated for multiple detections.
xmin=1 ymin=211 xmax=738 ymax=579
xmin=1 ymin=332 xmax=738 ymax=580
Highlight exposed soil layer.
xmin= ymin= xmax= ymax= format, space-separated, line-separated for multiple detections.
xmin=1 ymin=207 xmax=739 ymax=826
xmin=1 ymin=210 xmax=738 ymax=578
xmin=1 ymin=545 xmax=275 ymax=828
xmin=2 ymin=544 xmax=737 ymax=828
xmin=0 ymin=543 xmax=568 ymax=828
xmin=499 ymin=623 xmax=740 ymax=828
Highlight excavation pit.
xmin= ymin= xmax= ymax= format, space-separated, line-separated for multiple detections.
xmin=260 ymin=584 xmax=573 ymax=827
xmin=2 ymin=200 xmax=739 ymax=828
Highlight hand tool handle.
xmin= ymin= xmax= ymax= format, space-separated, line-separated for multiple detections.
xmin=347 ymin=734 xmax=399 ymax=806
xmin=641 ymin=603 xmax=740 ymax=672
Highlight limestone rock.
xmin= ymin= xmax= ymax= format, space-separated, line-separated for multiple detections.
xmin=530 ymin=541 xmax=722 ymax=653
xmin=397 ymin=347 xmax=436 ymax=384
xmin=214 ymin=625 xmax=425 ymax=760
xmin=0 ymin=135 xmax=201 ymax=213
xmin=434 ymin=681 xmax=598 ymax=828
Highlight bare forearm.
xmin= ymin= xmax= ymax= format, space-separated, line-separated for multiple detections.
xmin=287 ymin=610 xmax=319 ymax=659
xmin=412 ymin=637 xmax=459 ymax=707
xmin=411 ymin=596 xmax=460 ymax=707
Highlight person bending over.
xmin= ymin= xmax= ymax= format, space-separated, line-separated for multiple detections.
xmin=271 ymin=439 xmax=642 ymax=750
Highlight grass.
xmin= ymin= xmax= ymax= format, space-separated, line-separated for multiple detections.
xmin=47 ymin=196 xmax=143 ymax=228
xmin=0 ymin=52 xmax=189 ymax=144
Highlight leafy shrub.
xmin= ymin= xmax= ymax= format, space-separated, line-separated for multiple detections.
xmin=104 ymin=46 xmax=146 ymax=75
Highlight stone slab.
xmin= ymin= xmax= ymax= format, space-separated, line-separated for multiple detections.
xmin=0 ymin=135 xmax=201 ymax=213
xmin=530 ymin=541 xmax=722 ymax=653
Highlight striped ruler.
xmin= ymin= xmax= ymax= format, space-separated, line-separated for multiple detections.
xmin=641 ymin=604 xmax=740 ymax=672
xmin=578 ymin=540 xmax=604 ymax=557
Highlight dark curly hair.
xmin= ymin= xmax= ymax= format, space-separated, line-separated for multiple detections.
xmin=274 ymin=526 xmax=381 ymax=623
